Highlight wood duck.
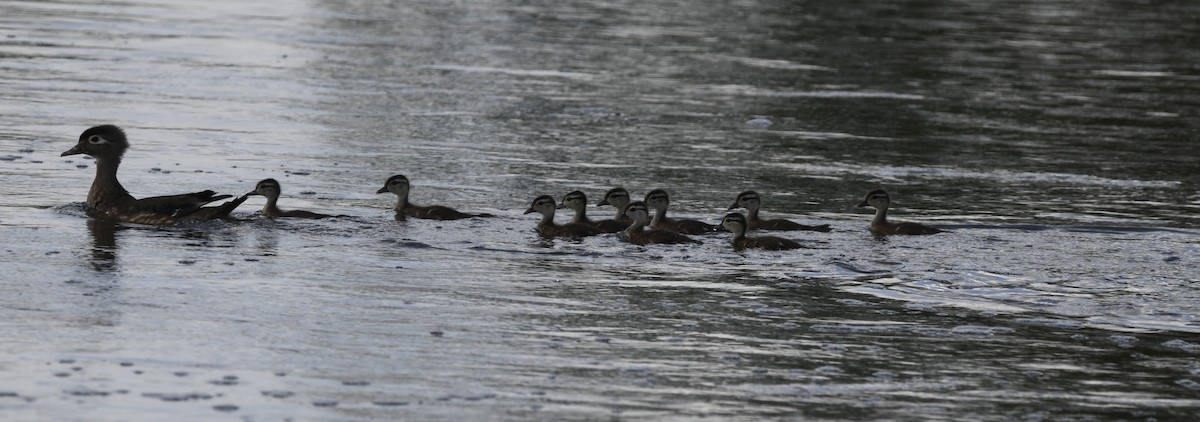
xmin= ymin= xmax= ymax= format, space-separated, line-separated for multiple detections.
xmin=60 ymin=125 xmax=247 ymax=225
xmin=728 ymin=191 xmax=831 ymax=232
xmin=376 ymin=174 xmax=489 ymax=220
xmin=559 ymin=190 xmax=628 ymax=233
xmin=620 ymin=201 xmax=700 ymax=245
xmin=643 ymin=189 xmax=717 ymax=234
xmin=857 ymin=189 xmax=944 ymax=235
xmin=595 ymin=187 xmax=634 ymax=224
xmin=720 ymin=213 xmax=802 ymax=250
xmin=524 ymin=195 xmax=601 ymax=239
xmin=246 ymin=179 xmax=335 ymax=219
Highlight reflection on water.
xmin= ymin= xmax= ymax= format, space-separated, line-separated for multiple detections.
xmin=2 ymin=0 xmax=1200 ymax=420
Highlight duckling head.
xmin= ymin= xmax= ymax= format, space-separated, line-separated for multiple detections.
xmin=622 ymin=201 xmax=651 ymax=224
xmin=376 ymin=174 xmax=410 ymax=195
xmin=597 ymin=187 xmax=630 ymax=207
xmin=857 ymin=189 xmax=891 ymax=209
xmin=559 ymin=191 xmax=587 ymax=213
xmin=720 ymin=212 xmax=749 ymax=234
xmin=729 ymin=190 xmax=760 ymax=211
xmin=643 ymin=189 xmax=670 ymax=210
xmin=61 ymin=125 xmax=129 ymax=160
xmin=524 ymin=195 xmax=558 ymax=216
xmin=248 ymin=178 xmax=282 ymax=198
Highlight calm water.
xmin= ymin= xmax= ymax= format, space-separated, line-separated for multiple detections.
xmin=2 ymin=0 xmax=1199 ymax=420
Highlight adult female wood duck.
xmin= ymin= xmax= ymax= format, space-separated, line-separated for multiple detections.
xmin=247 ymin=178 xmax=335 ymax=219
xmin=61 ymin=125 xmax=246 ymax=225
xmin=857 ymin=189 xmax=944 ymax=236
xmin=524 ymin=195 xmax=601 ymax=239
xmin=643 ymin=189 xmax=717 ymax=234
xmin=376 ymin=174 xmax=490 ymax=220
xmin=559 ymin=190 xmax=628 ymax=233
xmin=719 ymin=213 xmax=802 ymax=250
xmin=620 ymin=201 xmax=700 ymax=245
xmin=728 ymin=190 xmax=831 ymax=232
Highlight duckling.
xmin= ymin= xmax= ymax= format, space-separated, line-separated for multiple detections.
xmin=246 ymin=179 xmax=334 ymax=219
xmin=595 ymin=187 xmax=633 ymax=224
xmin=643 ymin=189 xmax=717 ymax=234
xmin=524 ymin=195 xmax=601 ymax=239
xmin=620 ymin=201 xmax=700 ymax=245
xmin=60 ymin=125 xmax=247 ymax=225
xmin=376 ymin=174 xmax=489 ymax=220
xmin=720 ymin=213 xmax=802 ymax=250
xmin=559 ymin=190 xmax=628 ymax=233
xmin=728 ymin=190 xmax=831 ymax=232
xmin=857 ymin=189 xmax=943 ymax=235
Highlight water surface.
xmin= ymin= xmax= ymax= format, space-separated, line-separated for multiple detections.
xmin=2 ymin=0 xmax=1199 ymax=420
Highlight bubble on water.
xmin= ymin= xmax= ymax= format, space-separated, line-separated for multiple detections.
xmin=261 ymin=390 xmax=295 ymax=399
xmin=212 ymin=404 xmax=238 ymax=412
xmin=746 ymin=117 xmax=772 ymax=128
xmin=143 ymin=392 xmax=214 ymax=402
xmin=1109 ymin=335 xmax=1139 ymax=348
xmin=950 ymin=325 xmax=1014 ymax=336
xmin=342 ymin=380 xmax=370 ymax=386
xmin=1175 ymin=379 xmax=1200 ymax=390
xmin=1163 ymin=339 xmax=1200 ymax=353
xmin=313 ymin=400 xmax=338 ymax=407
xmin=814 ymin=365 xmax=842 ymax=374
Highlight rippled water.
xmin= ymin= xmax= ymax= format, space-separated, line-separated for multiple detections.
xmin=2 ymin=0 xmax=1199 ymax=420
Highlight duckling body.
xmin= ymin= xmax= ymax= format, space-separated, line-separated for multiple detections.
xmin=595 ymin=187 xmax=634 ymax=224
xmin=247 ymin=179 xmax=335 ymax=219
xmin=857 ymin=189 xmax=943 ymax=236
xmin=620 ymin=201 xmax=700 ymax=245
xmin=525 ymin=195 xmax=601 ymax=239
xmin=376 ymin=175 xmax=489 ymax=220
xmin=60 ymin=125 xmax=246 ymax=225
xmin=560 ymin=190 xmax=628 ymax=233
xmin=643 ymin=189 xmax=717 ymax=234
xmin=729 ymin=191 xmax=831 ymax=232
xmin=720 ymin=213 xmax=802 ymax=250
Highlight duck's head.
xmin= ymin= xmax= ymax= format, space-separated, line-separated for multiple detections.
xmin=62 ymin=125 xmax=129 ymax=160
xmin=622 ymin=201 xmax=651 ymax=224
xmin=729 ymin=190 xmax=760 ymax=211
xmin=597 ymin=187 xmax=630 ymax=207
xmin=248 ymin=178 xmax=282 ymax=198
xmin=559 ymin=190 xmax=587 ymax=212
xmin=858 ymin=189 xmax=890 ymax=209
xmin=720 ymin=212 xmax=748 ymax=234
xmin=643 ymin=189 xmax=670 ymax=210
xmin=524 ymin=195 xmax=558 ymax=216
xmin=376 ymin=174 xmax=410 ymax=195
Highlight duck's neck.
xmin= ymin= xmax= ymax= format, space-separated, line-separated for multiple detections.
xmin=538 ymin=211 xmax=557 ymax=227
xmin=745 ymin=204 xmax=761 ymax=222
xmin=651 ymin=207 xmax=667 ymax=226
xmin=391 ymin=189 xmax=410 ymax=212
xmin=729 ymin=226 xmax=747 ymax=244
xmin=88 ymin=156 xmax=130 ymax=205
xmin=570 ymin=205 xmax=589 ymax=224
xmin=624 ymin=218 xmax=646 ymax=236
xmin=263 ymin=195 xmax=283 ymax=216
xmin=872 ymin=205 xmax=888 ymax=225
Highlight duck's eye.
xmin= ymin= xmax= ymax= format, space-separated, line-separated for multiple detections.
xmin=87 ymin=135 xmax=105 ymax=144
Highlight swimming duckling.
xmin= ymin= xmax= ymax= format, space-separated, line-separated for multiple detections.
xmin=246 ymin=179 xmax=334 ymax=219
xmin=595 ymin=187 xmax=633 ymax=224
xmin=857 ymin=189 xmax=943 ymax=236
xmin=728 ymin=190 xmax=831 ymax=232
xmin=559 ymin=190 xmax=628 ymax=233
xmin=620 ymin=201 xmax=700 ymax=245
xmin=60 ymin=125 xmax=246 ymax=224
xmin=524 ymin=195 xmax=601 ymax=239
xmin=720 ymin=213 xmax=802 ymax=250
xmin=643 ymin=189 xmax=717 ymax=234
xmin=376 ymin=174 xmax=489 ymax=220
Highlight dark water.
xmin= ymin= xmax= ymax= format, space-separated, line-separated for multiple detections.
xmin=2 ymin=0 xmax=1199 ymax=420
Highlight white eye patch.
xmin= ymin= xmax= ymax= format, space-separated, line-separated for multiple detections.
xmin=87 ymin=135 xmax=107 ymax=144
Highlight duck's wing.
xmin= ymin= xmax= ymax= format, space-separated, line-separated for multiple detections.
xmin=137 ymin=190 xmax=233 ymax=215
